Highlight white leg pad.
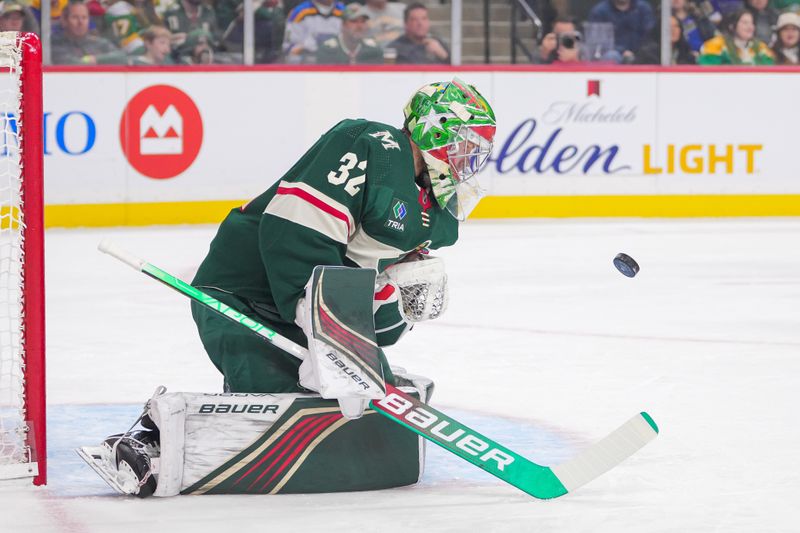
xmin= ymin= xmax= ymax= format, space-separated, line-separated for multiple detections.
xmin=151 ymin=393 xmax=187 ymax=497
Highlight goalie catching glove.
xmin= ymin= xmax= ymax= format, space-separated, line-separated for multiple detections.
xmin=295 ymin=266 xmax=387 ymax=420
xmin=379 ymin=253 xmax=449 ymax=323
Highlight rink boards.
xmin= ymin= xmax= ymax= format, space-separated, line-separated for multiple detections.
xmin=24 ymin=68 xmax=800 ymax=226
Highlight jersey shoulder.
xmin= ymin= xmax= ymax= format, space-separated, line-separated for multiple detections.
xmin=325 ymin=119 xmax=407 ymax=152
xmin=322 ymin=119 xmax=414 ymax=198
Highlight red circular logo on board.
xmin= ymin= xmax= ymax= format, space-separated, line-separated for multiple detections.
xmin=120 ymin=85 xmax=203 ymax=179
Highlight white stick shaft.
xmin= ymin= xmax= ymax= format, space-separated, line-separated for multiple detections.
xmin=98 ymin=239 xmax=146 ymax=271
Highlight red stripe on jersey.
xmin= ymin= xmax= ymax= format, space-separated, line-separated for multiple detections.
xmin=276 ymin=185 xmax=351 ymax=236
xmin=374 ymin=284 xmax=395 ymax=302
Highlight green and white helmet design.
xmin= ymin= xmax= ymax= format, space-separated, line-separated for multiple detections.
xmin=403 ymin=78 xmax=496 ymax=220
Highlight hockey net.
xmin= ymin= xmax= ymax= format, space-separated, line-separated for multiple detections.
xmin=0 ymin=32 xmax=45 ymax=486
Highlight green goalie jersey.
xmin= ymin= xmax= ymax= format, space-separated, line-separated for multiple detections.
xmin=193 ymin=119 xmax=459 ymax=346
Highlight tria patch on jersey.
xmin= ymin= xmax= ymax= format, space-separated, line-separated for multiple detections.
xmin=369 ymin=130 xmax=400 ymax=151
xmin=385 ymin=198 xmax=407 ymax=232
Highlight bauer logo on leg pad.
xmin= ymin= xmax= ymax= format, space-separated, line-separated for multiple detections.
xmin=376 ymin=393 xmax=515 ymax=471
xmin=198 ymin=404 xmax=281 ymax=415
xmin=325 ymin=351 xmax=371 ymax=391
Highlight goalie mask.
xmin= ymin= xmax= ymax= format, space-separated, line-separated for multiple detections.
xmin=403 ymin=78 xmax=496 ymax=221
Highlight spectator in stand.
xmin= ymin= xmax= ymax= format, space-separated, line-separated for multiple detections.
xmin=32 ymin=0 xmax=107 ymax=34
xmin=551 ymin=29 xmax=584 ymax=63
xmin=85 ymin=0 xmax=107 ymax=31
xmin=670 ymin=15 xmax=697 ymax=63
xmin=52 ymin=1 xmax=127 ymax=64
xmin=634 ymin=14 xmax=695 ymax=63
xmin=772 ymin=11 xmax=800 ymax=63
xmin=104 ymin=0 xmax=147 ymax=55
xmin=587 ymin=0 xmax=656 ymax=63
xmin=0 ymin=2 xmax=23 ymax=31
xmin=129 ymin=25 xmax=175 ymax=64
xmin=744 ymin=0 xmax=778 ymax=43
xmin=29 ymin=0 xmax=67 ymax=34
xmin=388 ymin=3 xmax=449 ymax=64
xmin=282 ymin=0 xmax=344 ymax=63
xmin=0 ymin=1 xmax=40 ymax=33
xmin=131 ymin=0 xmax=163 ymax=27
xmin=707 ymin=0 xmax=746 ymax=24
xmin=698 ymin=9 xmax=774 ymax=63
xmin=534 ymin=16 xmax=580 ymax=63
xmin=176 ymin=27 xmax=216 ymax=63
xmin=162 ymin=0 xmax=220 ymax=46
xmin=671 ymin=0 xmax=717 ymax=53
xmin=217 ymin=0 xmax=286 ymax=63
xmin=317 ymin=3 xmax=382 ymax=64
xmin=362 ymin=0 xmax=405 ymax=48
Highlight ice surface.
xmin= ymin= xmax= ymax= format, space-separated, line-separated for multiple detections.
xmin=4 ymin=218 xmax=800 ymax=532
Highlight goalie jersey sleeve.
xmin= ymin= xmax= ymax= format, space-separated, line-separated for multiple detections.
xmin=192 ymin=119 xmax=458 ymax=337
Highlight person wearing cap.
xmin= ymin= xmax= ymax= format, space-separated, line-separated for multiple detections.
xmin=175 ymin=28 xmax=216 ymax=64
xmin=0 ymin=1 xmax=39 ymax=33
xmin=0 ymin=2 xmax=25 ymax=31
xmin=317 ymin=3 xmax=382 ymax=64
xmin=772 ymin=11 xmax=800 ymax=64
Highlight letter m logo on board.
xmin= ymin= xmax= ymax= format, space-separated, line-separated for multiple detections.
xmin=140 ymin=105 xmax=183 ymax=155
xmin=120 ymin=85 xmax=203 ymax=179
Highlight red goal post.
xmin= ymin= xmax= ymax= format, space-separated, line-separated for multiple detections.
xmin=0 ymin=31 xmax=45 ymax=486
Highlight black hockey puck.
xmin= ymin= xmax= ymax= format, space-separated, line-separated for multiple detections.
xmin=613 ymin=253 xmax=639 ymax=278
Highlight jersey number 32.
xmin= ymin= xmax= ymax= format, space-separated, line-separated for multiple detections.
xmin=328 ymin=152 xmax=367 ymax=196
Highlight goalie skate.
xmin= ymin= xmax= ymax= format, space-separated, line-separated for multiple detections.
xmin=76 ymin=431 xmax=159 ymax=497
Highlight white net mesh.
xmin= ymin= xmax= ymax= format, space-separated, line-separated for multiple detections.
xmin=0 ymin=33 xmax=28 ymax=473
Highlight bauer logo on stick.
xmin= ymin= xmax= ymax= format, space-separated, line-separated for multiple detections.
xmin=613 ymin=253 xmax=640 ymax=278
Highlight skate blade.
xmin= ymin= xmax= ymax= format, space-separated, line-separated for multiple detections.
xmin=75 ymin=445 xmax=134 ymax=495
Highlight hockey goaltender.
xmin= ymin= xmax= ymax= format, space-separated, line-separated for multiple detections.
xmin=78 ymin=78 xmax=497 ymax=497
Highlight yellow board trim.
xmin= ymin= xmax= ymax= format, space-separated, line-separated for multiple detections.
xmin=470 ymin=195 xmax=800 ymax=218
xmin=44 ymin=200 xmax=244 ymax=228
xmin=43 ymin=195 xmax=800 ymax=228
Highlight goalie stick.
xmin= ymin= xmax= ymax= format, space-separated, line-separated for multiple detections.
xmin=97 ymin=240 xmax=659 ymax=500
